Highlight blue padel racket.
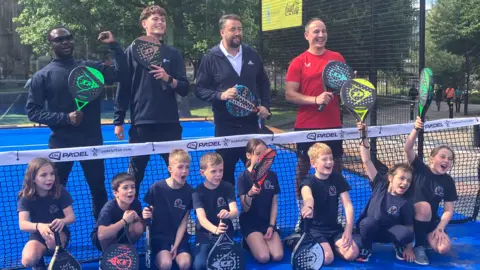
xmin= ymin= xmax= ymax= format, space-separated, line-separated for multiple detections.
xmin=340 ymin=79 xmax=377 ymax=140
xmin=207 ymin=220 xmax=245 ymax=270
xmin=318 ymin=61 xmax=354 ymax=112
xmin=48 ymin=232 xmax=81 ymax=270
xmin=68 ymin=66 xmax=105 ymax=111
xmin=226 ymin=85 xmax=263 ymax=129
xmin=291 ymin=219 xmax=324 ymax=270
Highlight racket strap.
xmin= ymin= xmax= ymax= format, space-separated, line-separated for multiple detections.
xmin=116 ymin=223 xmax=132 ymax=244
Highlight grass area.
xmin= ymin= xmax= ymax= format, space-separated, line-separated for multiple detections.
xmin=0 ymin=114 xmax=31 ymax=126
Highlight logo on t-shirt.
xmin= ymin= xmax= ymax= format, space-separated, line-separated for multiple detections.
xmin=329 ymin=186 xmax=337 ymax=196
xmin=264 ymin=180 xmax=274 ymax=190
xmin=387 ymin=206 xmax=399 ymax=216
xmin=434 ymin=186 xmax=444 ymax=197
xmin=173 ymin=199 xmax=186 ymax=210
xmin=49 ymin=204 xmax=59 ymax=215
xmin=217 ymin=197 xmax=227 ymax=208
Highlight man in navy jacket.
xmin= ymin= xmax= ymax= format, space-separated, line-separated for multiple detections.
xmin=195 ymin=14 xmax=271 ymax=186
xmin=114 ymin=5 xmax=190 ymax=192
xmin=26 ymin=26 xmax=126 ymax=219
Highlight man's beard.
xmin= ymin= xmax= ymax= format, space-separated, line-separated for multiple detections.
xmin=228 ymin=36 xmax=242 ymax=48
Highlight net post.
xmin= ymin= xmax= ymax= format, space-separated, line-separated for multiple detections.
xmin=369 ymin=0 xmax=378 ymax=159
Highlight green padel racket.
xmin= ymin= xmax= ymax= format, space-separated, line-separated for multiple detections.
xmin=340 ymin=78 xmax=377 ymax=140
xmin=418 ymin=67 xmax=434 ymax=122
xmin=68 ymin=66 xmax=105 ymax=110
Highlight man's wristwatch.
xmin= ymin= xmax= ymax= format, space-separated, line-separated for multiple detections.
xmin=167 ymin=75 xmax=173 ymax=84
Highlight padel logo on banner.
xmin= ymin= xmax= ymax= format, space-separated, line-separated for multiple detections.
xmin=306 ymin=132 xmax=339 ymax=141
xmin=48 ymin=151 xmax=89 ymax=161
xmin=186 ymin=140 xmax=221 ymax=150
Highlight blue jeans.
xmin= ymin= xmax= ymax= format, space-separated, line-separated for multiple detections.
xmin=193 ymin=243 xmax=213 ymax=270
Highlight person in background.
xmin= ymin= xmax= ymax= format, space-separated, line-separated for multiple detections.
xmin=454 ymin=87 xmax=462 ymax=113
xmin=435 ymin=86 xmax=443 ymax=111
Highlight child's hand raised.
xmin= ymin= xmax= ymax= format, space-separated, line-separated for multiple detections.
xmin=414 ymin=116 xmax=424 ymax=130
xmin=356 ymin=121 xmax=367 ymax=133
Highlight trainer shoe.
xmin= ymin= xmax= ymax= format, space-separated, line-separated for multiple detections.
xmin=414 ymin=246 xmax=430 ymax=265
xmin=395 ymin=245 xmax=405 ymax=261
xmin=356 ymin=248 xmax=372 ymax=262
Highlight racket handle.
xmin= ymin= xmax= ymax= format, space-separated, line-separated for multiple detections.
xmin=361 ymin=127 xmax=367 ymax=140
xmin=54 ymin=231 xmax=62 ymax=247
xmin=303 ymin=218 xmax=312 ymax=232
xmin=317 ymin=104 xmax=326 ymax=112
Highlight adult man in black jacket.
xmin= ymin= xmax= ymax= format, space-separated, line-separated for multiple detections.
xmin=114 ymin=5 xmax=189 ymax=192
xmin=195 ymin=14 xmax=271 ymax=186
xmin=26 ymin=26 xmax=126 ymax=219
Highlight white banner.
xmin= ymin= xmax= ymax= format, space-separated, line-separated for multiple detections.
xmin=0 ymin=117 xmax=478 ymax=166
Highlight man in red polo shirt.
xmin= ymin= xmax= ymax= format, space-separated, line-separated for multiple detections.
xmin=285 ymin=18 xmax=346 ymax=229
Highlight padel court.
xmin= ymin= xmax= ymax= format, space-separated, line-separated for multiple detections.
xmin=0 ymin=120 xmax=479 ymax=269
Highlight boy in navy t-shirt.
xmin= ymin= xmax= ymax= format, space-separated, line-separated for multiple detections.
xmin=192 ymin=153 xmax=239 ymax=270
xmin=143 ymin=149 xmax=194 ymax=270
xmin=299 ymin=143 xmax=359 ymax=265
xmin=91 ymin=173 xmax=144 ymax=251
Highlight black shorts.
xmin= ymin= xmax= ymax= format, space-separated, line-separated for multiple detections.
xmin=129 ymin=123 xmax=182 ymax=144
xmin=307 ymin=226 xmax=344 ymax=246
xmin=294 ymin=127 xmax=343 ymax=161
xmin=29 ymin=228 xmax=70 ymax=250
xmin=239 ymin=215 xmax=277 ymax=237
xmin=151 ymin=235 xmax=191 ymax=257
xmin=90 ymin=227 xmax=130 ymax=251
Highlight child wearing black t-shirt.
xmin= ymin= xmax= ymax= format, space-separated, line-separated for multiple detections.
xmin=192 ymin=153 xmax=239 ymax=270
xmin=142 ymin=149 xmax=194 ymax=270
xmin=237 ymin=139 xmax=283 ymax=263
xmin=356 ymin=122 xmax=415 ymax=263
xmin=91 ymin=173 xmax=144 ymax=252
xmin=405 ymin=117 xmax=458 ymax=265
xmin=18 ymin=158 xmax=75 ymax=268
xmin=299 ymin=143 xmax=359 ymax=265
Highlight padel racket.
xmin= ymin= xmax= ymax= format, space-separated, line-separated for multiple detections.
xmin=340 ymin=79 xmax=376 ymax=140
xmin=251 ymin=148 xmax=276 ymax=189
xmin=418 ymin=67 xmax=434 ymax=122
xmin=131 ymin=36 xmax=163 ymax=69
xmin=48 ymin=231 xmax=81 ymax=270
xmin=68 ymin=66 xmax=105 ymax=111
xmin=101 ymin=243 xmax=139 ymax=270
xmin=145 ymin=216 xmax=152 ymax=268
xmin=318 ymin=61 xmax=354 ymax=112
xmin=226 ymin=85 xmax=265 ymax=129
xmin=207 ymin=221 xmax=245 ymax=270
xmin=291 ymin=219 xmax=324 ymax=270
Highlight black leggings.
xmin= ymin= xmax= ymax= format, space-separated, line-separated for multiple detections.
xmin=359 ymin=216 xmax=414 ymax=250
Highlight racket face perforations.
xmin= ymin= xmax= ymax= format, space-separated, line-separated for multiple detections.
xmin=291 ymin=232 xmax=324 ymax=270
xmin=226 ymin=85 xmax=257 ymax=117
xmin=102 ymin=244 xmax=139 ymax=270
xmin=323 ymin=61 xmax=354 ymax=91
xmin=49 ymin=252 xmax=81 ymax=270
xmin=68 ymin=66 xmax=105 ymax=110
xmin=251 ymin=148 xmax=276 ymax=186
xmin=340 ymin=78 xmax=376 ymax=122
xmin=207 ymin=235 xmax=244 ymax=270
xmin=132 ymin=36 xmax=162 ymax=69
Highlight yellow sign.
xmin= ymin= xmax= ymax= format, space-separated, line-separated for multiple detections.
xmin=262 ymin=0 xmax=303 ymax=31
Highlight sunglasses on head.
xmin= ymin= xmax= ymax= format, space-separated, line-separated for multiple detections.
xmin=51 ymin=34 xmax=73 ymax=43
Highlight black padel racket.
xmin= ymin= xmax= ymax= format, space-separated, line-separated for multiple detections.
xmin=251 ymin=148 xmax=276 ymax=189
xmin=291 ymin=219 xmax=324 ymax=270
xmin=68 ymin=66 xmax=105 ymax=111
xmin=145 ymin=216 xmax=152 ymax=269
xmin=418 ymin=67 xmax=434 ymax=122
xmin=340 ymin=79 xmax=377 ymax=140
xmin=318 ymin=61 xmax=354 ymax=112
xmin=131 ymin=36 xmax=163 ymax=69
xmin=207 ymin=222 xmax=245 ymax=270
xmin=101 ymin=224 xmax=139 ymax=270
xmin=48 ymin=232 xmax=81 ymax=270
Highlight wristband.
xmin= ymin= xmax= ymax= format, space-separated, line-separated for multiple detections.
xmin=167 ymin=75 xmax=173 ymax=84
xmin=122 ymin=218 xmax=128 ymax=225
xmin=269 ymin=224 xmax=276 ymax=230
xmin=314 ymin=96 xmax=319 ymax=106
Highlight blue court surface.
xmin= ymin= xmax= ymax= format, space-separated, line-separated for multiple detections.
xmin=1 ymin=121 xmax=479 ymax=269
